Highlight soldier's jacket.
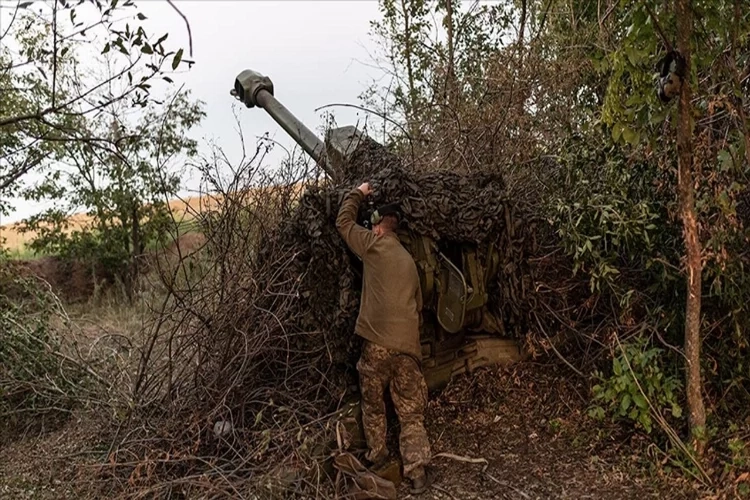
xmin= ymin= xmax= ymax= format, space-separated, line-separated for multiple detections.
xmin=336 ymin=188 xmax=423 ymax=360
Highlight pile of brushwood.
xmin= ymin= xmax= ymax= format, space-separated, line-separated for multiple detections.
xmin=102 ymin=138 xmax=531 ymax=497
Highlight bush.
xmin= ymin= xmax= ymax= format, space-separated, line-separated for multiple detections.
xmin=589 ymin=336 xmax=682 ymax=434
xmin=0 ymin=267 xmax=90 ymax=438
xmin=550 ymin=130 xmax=681 ymax=298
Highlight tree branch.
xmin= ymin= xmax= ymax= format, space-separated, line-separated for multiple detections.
xmin=52 ymin=0 xmax=59 ymax=108
xmin=0 ymin=52 xmax=160 ymax=129
xmin=313 ymin=102 xmax=412 ymax=141
xmin=166 ymin=0 xmax=193 ymax=57
xmin=644 ymin=3 xmax=673 ymax=52
xmin=0 ymin=154 xmax=51 ymax=192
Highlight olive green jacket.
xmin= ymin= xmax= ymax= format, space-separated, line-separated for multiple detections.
xmin=336 ymin=188 xmax=423 ymax=360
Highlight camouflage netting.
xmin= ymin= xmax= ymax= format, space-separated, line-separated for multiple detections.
xmin=254 ymin=134 xmax=531 ymax=395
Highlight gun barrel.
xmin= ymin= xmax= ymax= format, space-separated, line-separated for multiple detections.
xmin=254 ymin=89 xmax=331 ymax=174
xmin=233 ymin=69 xmax=333 ymax=177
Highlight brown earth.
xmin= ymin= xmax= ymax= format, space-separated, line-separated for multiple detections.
xmin=407 ymin=363 xmax=701 ymax=499
xmin=1 ymin=361 xmax=719 ymax=499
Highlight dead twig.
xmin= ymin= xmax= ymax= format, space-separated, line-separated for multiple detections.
xmin=484 ymin=472 xmax=531 ymax=499
xmin=432 ymin=452 xmax=488 ymax=468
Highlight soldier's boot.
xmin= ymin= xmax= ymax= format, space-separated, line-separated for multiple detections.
xmin=367 ymin=449 xmax=389 ymax=469
xmin=409 ymin=466 xmax=431 ymax=495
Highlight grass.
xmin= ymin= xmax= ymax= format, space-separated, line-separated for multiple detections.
xmin=0 ymin=194 xmax=218 ymax=258
xmin=2 ymin=244 xmax=41 ymax=260
xmin=1 ymin=185 xmax=305 ymax=258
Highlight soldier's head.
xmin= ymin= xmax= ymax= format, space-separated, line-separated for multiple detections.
xmin=370 ymin=203 xmax=401 ymax=237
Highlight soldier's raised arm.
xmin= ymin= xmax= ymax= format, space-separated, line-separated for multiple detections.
xmin=336 ymin=182 xmax=377 ymax=258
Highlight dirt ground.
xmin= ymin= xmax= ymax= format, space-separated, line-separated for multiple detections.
xmin=1 ymin=360 xmax=712 ymax=499
xmin=0 ymin=411 xmax=103 ymax=499
xmin=396 ymin=362 xmax=702 ymax=500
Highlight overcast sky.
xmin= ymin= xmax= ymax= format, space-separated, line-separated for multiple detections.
xmin=136 ymin=0 xmax=386 ymax=159
xmin=3 ymin=0 xmax=387 ymax=223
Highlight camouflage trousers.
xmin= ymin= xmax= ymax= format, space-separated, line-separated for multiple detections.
xmin=356 ymin=340 xmax=431 ymax=479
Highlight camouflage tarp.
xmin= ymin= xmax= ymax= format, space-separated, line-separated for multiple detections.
xmin=253 ymin=137 xmax=529 ymax=402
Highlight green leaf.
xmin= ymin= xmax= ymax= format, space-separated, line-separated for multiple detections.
xmin=650 ymin=108 xmax=668 ymax=125
xmin=671 ymin=404 xmax=682 ymax=418
xmin=102 ymin=42 xmax=111 ymax=54
xmin=718 ymin=150 xmax=734 ymax=172
xmin=141 ymin=44 xmax=153 ymax=55
xmin=137 ymin=12 xmax=147 ymax=20
xmin=612 ymin=122 xmax=624 ymax=142
xmin=622 ymin=126 xmax=637 ymax=145
xmin=172 ymin=48 xmax=183 ymax=70
xmin=639 ymin=413 xmax=652 ymax=433
xmin=613 ymin=358 xmax=622 ymax=376
xmin=620 ymin=393 xmax=631 ymax=414
xmin=633 ymin=393 xmax=647 ymax=409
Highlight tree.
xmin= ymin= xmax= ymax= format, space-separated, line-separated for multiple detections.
xmin=362 ymin=0 xmax=512 ymax=165
xmin=20 ymin=90 xmax=205 ymax=300
xmin=674 ymin=0 xmax=706 ymax=455
xmin=593 ymin=0 xmax=750 ymax=453
xmin=364 ymin=0 xmax=432 ymax=144
xmin=0 ymin=0 xmax=193 ymax=215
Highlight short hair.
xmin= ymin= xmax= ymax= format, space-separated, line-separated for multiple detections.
xmin=378 ymin=214 xmax=399 ymax=232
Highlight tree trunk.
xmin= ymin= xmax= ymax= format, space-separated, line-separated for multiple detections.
xmin=444 ymin=0 xmax=456 ymax=105
xmin=128 ymin=201 xmax=141 ymax=304
xmin=440 ymin=0 xmax=456 ymax=167
xmin=399 ymin=0 xmax=418 ymax=138
xmin=675 ymin=0 xmax=706 ymax=454
xmin=731 ymin=0 xmax=750 ymax=168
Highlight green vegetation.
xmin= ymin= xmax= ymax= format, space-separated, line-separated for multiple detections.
xmin=20 ymin=91 xmax=205 ymax=300
xmin=363 ymin=0 xmax=749 ymax=480
xmin=0 ymin=268 xmax=91 ymax=438
xmin=0 ymin=1 xmax=204 ymax=300
xmin=1 ymin=0 xmax=749 ymax=496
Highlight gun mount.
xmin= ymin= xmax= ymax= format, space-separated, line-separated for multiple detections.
xmin=231 ymin=69 xmax=524 ymax=391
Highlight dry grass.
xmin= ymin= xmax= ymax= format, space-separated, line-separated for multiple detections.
xmin=0 ymin=213 xmax=90 ymax=255
xmin=0 ymin=195 xmax=215 ymax=255
xmin=1 ymin=186 xmax=306 ymax=255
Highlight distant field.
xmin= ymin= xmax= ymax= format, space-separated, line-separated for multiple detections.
xmin=0 ymin=194 xmax=221 ymax=256
xmin=0 ymin=185 xmax=305 ymax=256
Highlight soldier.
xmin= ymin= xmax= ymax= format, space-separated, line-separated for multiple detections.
xmin=336 ymin=181 xmax=432 ymax=494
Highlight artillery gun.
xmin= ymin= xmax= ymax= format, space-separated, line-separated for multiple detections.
xmin=231 ymin=69 xmax=525 ymax=392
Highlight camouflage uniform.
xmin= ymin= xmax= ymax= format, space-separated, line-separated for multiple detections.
xmin=357 ymin=340 xmax=431 ymax=479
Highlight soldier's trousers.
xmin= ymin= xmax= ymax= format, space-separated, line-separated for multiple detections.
xmin=356 ymin=340 xmax=431 ymax=479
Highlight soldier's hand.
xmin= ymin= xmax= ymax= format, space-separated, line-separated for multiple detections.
xmin=357 ymin=182 xmax=371 ymax=197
